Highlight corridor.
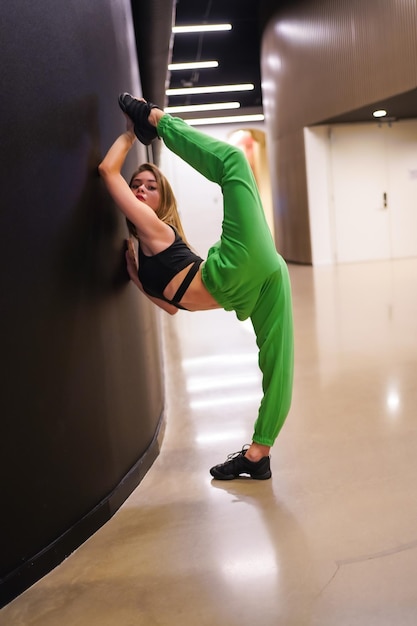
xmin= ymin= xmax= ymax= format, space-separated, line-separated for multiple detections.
xmin=2 ymin=259 xmax=417 ymax=626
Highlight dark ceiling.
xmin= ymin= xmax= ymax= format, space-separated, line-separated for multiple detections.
xmin=132 ymin=0 xmax=417 ymax=125
xmin=167 ymin=0 xmax=263 ymax=119
xmin=319 ymin=87 xmax=417 ymax=125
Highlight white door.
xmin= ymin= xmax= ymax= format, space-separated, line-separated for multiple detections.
xmin=330 ymin=124 xmax=390 ymax=263
xmin=329 ymin=120 xmax=417 ymax=263
xmin=387 ymin=120 xmax=417 ymax=259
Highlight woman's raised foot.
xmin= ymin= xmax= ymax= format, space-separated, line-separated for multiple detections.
xmin=118 ymin=93 xmax=161 ymax=145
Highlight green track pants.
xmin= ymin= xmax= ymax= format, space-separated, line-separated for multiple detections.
xmin=157 ymin=115 xmax=294 ymax=446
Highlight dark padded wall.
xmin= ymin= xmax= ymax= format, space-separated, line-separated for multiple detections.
xmin=0 ymin=0 xmax=165 ymax=604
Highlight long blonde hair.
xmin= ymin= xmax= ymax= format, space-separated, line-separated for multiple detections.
xmin=127 ymin=162 xmax=189 ymax=245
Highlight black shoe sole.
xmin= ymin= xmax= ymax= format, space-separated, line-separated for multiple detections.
xmin=210 ymin=469 xmax=272 ymax=480
xmin=118 ymin=93 xmax=160 ymax=145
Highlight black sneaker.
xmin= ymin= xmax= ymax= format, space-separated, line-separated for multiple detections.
xmin=210 ymin=446 xmax=272 ymax=480
xmin=118 ymin=93 xmax=161 ymax=145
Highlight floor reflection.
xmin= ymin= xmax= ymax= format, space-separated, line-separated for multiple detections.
xmin=3 ymin=259 xmax=417 ymax=626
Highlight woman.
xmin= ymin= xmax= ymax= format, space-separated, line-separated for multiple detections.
xmin=98 ymin=94 xmax=294 ymax=480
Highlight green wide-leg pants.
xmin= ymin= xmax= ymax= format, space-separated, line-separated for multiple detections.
xmin=157 ymin=114 xmax=294 ymax=446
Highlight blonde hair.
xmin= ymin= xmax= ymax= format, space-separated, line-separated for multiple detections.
xmin=128 ymin=162 xmax=189 ymax=245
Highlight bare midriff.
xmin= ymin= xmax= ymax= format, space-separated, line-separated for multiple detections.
xmin=163 ymin=263 xmax=221 ymax=311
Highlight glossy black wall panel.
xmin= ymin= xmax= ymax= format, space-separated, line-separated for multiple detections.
xmin=0 ymin=0 xmax=164 ymax=602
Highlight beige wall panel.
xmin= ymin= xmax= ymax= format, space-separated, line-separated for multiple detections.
xmin=270 ymin=129 xmax=312 ymax=263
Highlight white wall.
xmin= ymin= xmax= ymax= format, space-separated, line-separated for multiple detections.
xmin=304 ymin=126 xmax=334 ymax=265
xmin=305 ymin=120 xmax=417 ymax=265
xmin=160 ymin=120 xmax=268 ymax=259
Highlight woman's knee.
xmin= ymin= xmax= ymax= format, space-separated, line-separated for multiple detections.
xmin=222 ymin=145 xmax=253 ymax=184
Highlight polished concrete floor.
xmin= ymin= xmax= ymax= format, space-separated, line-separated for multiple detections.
xmin=2 ymin=259 xmax=417 ymax=625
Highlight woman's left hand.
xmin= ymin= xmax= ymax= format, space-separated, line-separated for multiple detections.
xmin=124 ymin=237 xmax=178 ymax=315
xmin=126 ymin=238 xmax=140 ymax=286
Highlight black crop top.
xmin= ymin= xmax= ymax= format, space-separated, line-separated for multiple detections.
xmin=138 ymin=226 xmax=203 ymax=310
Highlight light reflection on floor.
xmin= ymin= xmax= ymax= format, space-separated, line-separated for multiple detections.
xmin=3 ymin=259 xmax=417 ymax=626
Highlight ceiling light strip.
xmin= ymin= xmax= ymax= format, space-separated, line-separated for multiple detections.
xmin=168 ymin=61 xmax=219 ymax=70
xmin=172 ymin=24 xmax=232 ymax=34
xmin=165 ymin=102 xmax=240 ymax=113
xmin=167 ymin=84 xmax=254 ymax=96
xmin=373 ymin=109 xmax=387 ymax=118
xmin=186 ymin=114 xmax=265 ymax=126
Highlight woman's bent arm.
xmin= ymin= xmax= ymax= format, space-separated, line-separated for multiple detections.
xmin=98 ymin=128 xmax=173 ymax=253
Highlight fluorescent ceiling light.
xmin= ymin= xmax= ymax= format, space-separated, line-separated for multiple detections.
xmin=186 ymin=114 xmax=265 ymax=126
xmin=168 ymin=61 xmax=219 ymax=70
xmin=373 ymin=109 xmax=387 ymax=118
xmin=167 ymin=83 xmax=254 ymax=96
xmin=173 ymin=24 xmax=232 ymax=34
xmin=165 ymin=102 xmax=240 ymax=113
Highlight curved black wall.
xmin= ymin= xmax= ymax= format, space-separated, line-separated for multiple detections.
xmin=0 ymin=0 xmax=165 ymax=605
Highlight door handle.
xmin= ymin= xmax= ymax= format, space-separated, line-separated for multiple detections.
xmin=383 ymin=192 xmax=387 ymax=208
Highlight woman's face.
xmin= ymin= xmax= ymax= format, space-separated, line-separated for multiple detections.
xmin=130 ymin=170 xmax=161 ymax=212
